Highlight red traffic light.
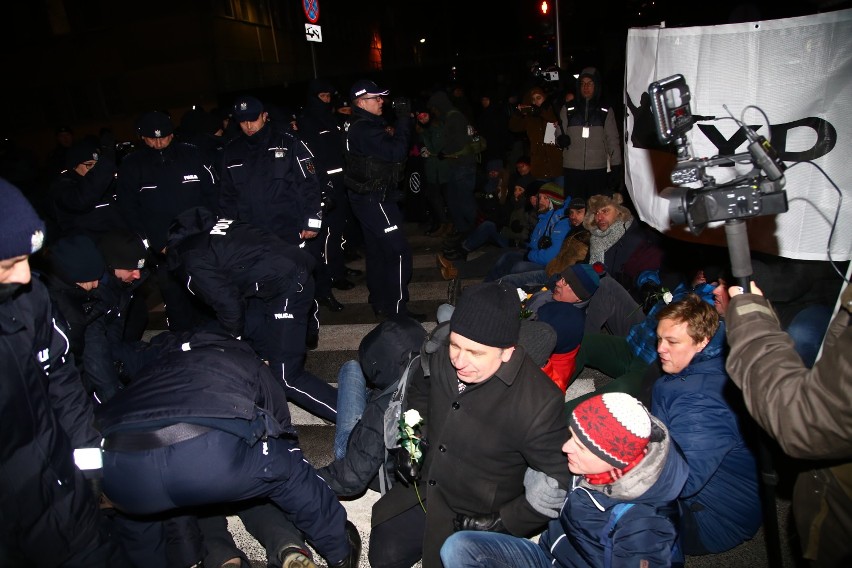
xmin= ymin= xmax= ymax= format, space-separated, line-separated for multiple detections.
xmin=540 ymin=1 xmax=549 ymax=15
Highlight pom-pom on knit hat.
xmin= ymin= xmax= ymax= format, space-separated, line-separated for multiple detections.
xmin=450 ymin=282 xmax=521 ymax=348
xmin=560 ymin=263 xmax=601 ymax=301
xmin=0 ymin=179 xmax=45 ymax=260
xmin=570 ymin=392 xmax=652 ymax=469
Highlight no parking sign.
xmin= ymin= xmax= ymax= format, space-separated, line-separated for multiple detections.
xmin=302 ymin=0 xmax=319 ymax=24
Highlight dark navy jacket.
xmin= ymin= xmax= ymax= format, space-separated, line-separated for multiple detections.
xmin=651 ymin=325 xmax=762 ymax=553
xmin=1 ymin=279 xmax=103 ymax=567
xmin=538 ymin=418 xmax=688 ymax=567
xmin=166 ymin=206 xmax=314 ymax=338
xmin=116 ymin=141 xmax=217 ymax=252
xmin=95 ymin=331 xmax=294 ymax=445
xmin=219 ymin=123 xmax=322 ymax=245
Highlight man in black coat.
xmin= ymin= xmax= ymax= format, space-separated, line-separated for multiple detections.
xmin=368 ymin=282 xmax=571 ymax=568
xmin=166 ymin=206 xmax=337 ymax=422
xmin=97 ymin=330 xmax=360 ymax=568
xmin=0 ymin=179 xmax=127 ymax=566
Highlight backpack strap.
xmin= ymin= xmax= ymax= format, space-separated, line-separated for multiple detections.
xmin=600 ymin=503 xmax=635 ymax=568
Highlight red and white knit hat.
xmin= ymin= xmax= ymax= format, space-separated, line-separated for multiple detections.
xmin=569 ymin=392 xmax=651 ymax=469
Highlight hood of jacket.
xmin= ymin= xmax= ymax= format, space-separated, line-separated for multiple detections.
xmin=358 ymin=316 xmax=427 ymax=390
xmin=577 ymin=66 xmax=602 ymax=102
xmin=426 ymin=90 xmax=454 ymax=116
xmin=166 ymin=206 xmax=218 ymax=251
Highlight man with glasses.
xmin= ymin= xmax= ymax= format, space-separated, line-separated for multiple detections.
xmin=343 ymin=79 xmax=421 ymax=321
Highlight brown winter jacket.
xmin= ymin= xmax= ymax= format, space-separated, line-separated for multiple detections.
xmin=508 ymin=88 xmax=563 ymax=179
xmin=725 ymin=285 xmax=852 ymax=565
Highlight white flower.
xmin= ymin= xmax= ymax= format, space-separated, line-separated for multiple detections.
xmin=662 ymin=291 xmax=674 ymax=304
xmin=517 ymin=288 xmax=527 ymax=302
xmin=403 ymin=409 xmax=422 ymax=427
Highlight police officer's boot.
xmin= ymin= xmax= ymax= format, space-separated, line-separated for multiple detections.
xmin=327 ymin=521 xmax=361 ymax=568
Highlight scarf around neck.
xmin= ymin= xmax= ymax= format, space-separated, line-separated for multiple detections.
xmin=589 ymin=219 xmax=629 ymax=264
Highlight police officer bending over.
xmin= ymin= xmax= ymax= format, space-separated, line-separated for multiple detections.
xmin=97 ymin=329 xmax=360 ymax=568
xmin=166 ymin=206 xmax=338 ymax=423
xmin=344 ymin=79 xmax=420 ymax=320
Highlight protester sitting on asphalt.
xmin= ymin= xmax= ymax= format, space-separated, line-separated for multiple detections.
xmin=96 ymin=329 xmax=361 ymax=568
xmin=651 ymin=293 xmax=761 ymax=556
xmin=441 ymin=392 xmax=688 ymax=568
xmin=368 ymin=282 xmax=571 ymax=568
xmin=584 ymin=191 xmax=663 ymax=296
xmin=166 ymin=206 xmax=338 ymax=422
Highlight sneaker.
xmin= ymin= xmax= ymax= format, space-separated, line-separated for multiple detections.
xmin=279 ymin=546 xmax=316 ymax=568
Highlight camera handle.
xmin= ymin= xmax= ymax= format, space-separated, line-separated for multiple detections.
xmin=724 ymin=218 xmax=784 ymax=568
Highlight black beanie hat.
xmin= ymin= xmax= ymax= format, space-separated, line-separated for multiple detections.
xmin=450 ymin=282 xmax=521 ymax=348
xmin=99 ymin=231 xmax=148 ymax=270
xmin=49 ymin=235 xmax=105 ymax=284
xmin=0 ymin=179 xmax=45 ymax=260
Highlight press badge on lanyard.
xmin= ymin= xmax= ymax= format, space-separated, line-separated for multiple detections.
xmin=582 ymin=126 xmax=590 ymax=139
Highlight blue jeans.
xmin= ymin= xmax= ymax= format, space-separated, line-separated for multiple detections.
xmin=440 ymin=531 xmax=550 ymax=568
xmin=334 ymin=360 xmax=370 ymax=460
xmin=497 ymin=269 xmax=548 ymax=291
xmin=786 ymin=304 xmax=833 ymax=368
xmin=464 ymin=220 xmax=509 ymax=252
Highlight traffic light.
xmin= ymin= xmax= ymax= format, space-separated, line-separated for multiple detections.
xmin=540 ymin=1 xmax=550 ymax=15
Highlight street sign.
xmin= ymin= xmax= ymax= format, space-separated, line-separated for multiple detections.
xmin=302 ymin=0 xmax=320 ymax=24
xmin=305 ymin=24 xmax=322 ymax=43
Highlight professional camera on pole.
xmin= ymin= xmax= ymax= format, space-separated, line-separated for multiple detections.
xmin=649 ymin=74 xmax=789 ymax=236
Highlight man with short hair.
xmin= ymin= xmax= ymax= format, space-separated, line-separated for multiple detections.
xmin=344 ymin=79 xmax=418 ymax=320
xmin=1 ymin=179 xmax=128 ymax=566
xmin=368 ymin=282 xmax=571 ymax=568
xmin=651 ymin=293 xmax=761 ymax=555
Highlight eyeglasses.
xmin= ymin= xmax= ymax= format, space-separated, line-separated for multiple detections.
xmin=361 ymin=96 xmax=383 ymax=101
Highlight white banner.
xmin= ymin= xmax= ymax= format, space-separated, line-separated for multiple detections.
xmin=624 ymin=9 xmax=852 ymax=261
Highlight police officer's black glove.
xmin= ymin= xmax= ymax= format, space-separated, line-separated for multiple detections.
xmin=392 ymin=447 xmax=421 ymax=486
xmin=453 ymin=513 xmax=509 ymax=533
xmin=556 ymin=134 xmax=571 ymax=149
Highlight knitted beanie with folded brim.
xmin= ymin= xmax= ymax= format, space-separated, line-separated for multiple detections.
xmin=582 ymin=192 xmax=633 ymax=231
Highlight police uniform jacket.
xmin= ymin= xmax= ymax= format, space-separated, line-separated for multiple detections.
xmin=298 ymin=96 xmax=346 ymax=188
xmin=344 ymin=107 xmax=412 ymax=197
xmin=116 ymin=141 xmax=217 ymax=252
xmin=166 ymin=206 xmax=315 ymax=338
xmin=219 ymin=122 xmax=322 ymax=244
xmin=48 ymin=156 xmax=125 ymax=242
xmin=95 ymin=331 xmax=295 ymax=446
xmin=371 ymin=322 xmax=571 ymax=568
xmin=1 ymin=279 xmax=104 ymax=567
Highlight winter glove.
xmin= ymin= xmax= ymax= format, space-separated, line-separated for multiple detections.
xmin=393 ymin=447 xmax=422 ymax=487
xmin=556 ymin=134 xmax=571 ymax=149
xmin=607 ymin=163 xmax=624 ymax=192
xmin=524 ymin=468 xmax=566 ymax=518
xmin=453 ymin=513 xmax=509 ymax=533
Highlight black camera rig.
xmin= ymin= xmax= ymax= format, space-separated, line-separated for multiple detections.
xmin=648 ymin=74 xmax=789 ymax=236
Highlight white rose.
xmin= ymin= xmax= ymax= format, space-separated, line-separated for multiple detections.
xmin=403 ymin=409 xmax=422 ymax=427
xmin=517 ymin=288 xmax=527 ymax=302
xmin=662 ymin=291 xmax=673 ymax=304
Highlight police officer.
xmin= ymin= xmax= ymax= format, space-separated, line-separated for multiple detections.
xmin=97 ymin=329 xmax=361 ymax=568
xmin=219 ymin=95 xmax=345 ymax=320
xmin=0 ymin=179 xmax=127 ymax=566
xmin=166 ymin=206 xmax=338 ymax=422
xmin=344 ymin=79 xmax=419 ymax=320
xmin=116 ymin=110 xmax=218 ymax=332
xmin=298 ymin=78 xmax=362 ymax=293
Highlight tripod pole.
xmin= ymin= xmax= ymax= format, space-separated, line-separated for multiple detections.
xmin=724 ymin=219 xmax=783 ymax=567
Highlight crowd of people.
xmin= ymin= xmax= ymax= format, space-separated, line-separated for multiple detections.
xmin=2 ymin=64 xmax=850 ymax=568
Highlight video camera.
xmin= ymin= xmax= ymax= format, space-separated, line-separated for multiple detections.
xmin=648 ymin=74 xmax=788 ymax=235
